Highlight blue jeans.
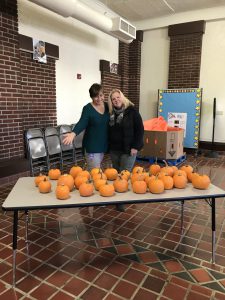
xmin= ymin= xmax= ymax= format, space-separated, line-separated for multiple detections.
xmin=110 ymin=150 xmax=136 ymax=172
xmin=85 ymin=152 xmax=104 ymax=171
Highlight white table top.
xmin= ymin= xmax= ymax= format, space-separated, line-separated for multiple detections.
xmin=2 ymin=177 xmax=225 ymax=211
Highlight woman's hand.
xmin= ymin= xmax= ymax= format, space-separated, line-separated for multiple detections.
xmin=131 ymin=148 xmax=138 ymax=156
xmin=63 ymin=132 xmax=76 ymax=145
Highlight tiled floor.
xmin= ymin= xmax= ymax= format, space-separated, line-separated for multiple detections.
xmin=1 ymin=153 xmax=225 ymax=299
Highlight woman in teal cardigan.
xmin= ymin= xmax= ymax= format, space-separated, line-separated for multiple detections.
xmin=63 ymin=83 xmax=109 ymax=170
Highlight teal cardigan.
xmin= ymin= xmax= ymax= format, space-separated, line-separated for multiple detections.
xmin=73 ymin=103 xmax=109 ymax=153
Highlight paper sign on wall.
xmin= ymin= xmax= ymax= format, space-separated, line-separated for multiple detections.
xmin=167 ymin=112 xmax=187 ymax=137
xmin=33 ymin=39 xmax=47 ymax=64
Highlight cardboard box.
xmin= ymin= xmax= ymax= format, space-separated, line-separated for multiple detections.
xmin=140 ymin=129 xmax=184 ymax=160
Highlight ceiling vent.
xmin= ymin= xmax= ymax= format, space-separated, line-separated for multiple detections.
xmin=111 ymin=17 xmax=136 ymax=40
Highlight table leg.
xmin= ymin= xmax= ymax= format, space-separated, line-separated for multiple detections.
xmin=211 ymin=197 xmax=216 ymax=263
xmin=13 ymin=211 xmax=18 ymax=287
xmin=25 ymin=210 xmax=29 ymax=244
xmin=181 ymin=200 xmax=184 ymax=235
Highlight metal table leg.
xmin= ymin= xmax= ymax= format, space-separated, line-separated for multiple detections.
xmin=13 ymin=210 xmax=18 ymax=287
xmin=211 ymin=197 xmax=216 ymax=263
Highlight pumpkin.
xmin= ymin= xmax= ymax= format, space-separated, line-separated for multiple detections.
xmin=55 ymin=184 xmax=70 ymax=200
xmin=149 ymin=164 xmax=161 ymax=176
xmin=180 ymin=165 xmax=193 ymax=174
xmin=145 ymin=174 xmax=156 ymax=185
xmin=69 ymin=165 xmax=82 ymax=179
xmin=148 ymin=178 xmax=164 ymax=194
xmin=173 ymin=170 xmax=187 ymax=178
xmin=34 ymin=174 xmax=48 ymax=187
xmin=99 ymin=183 xmax=115 ymax=197
xmin=173 ymin=174 xmax=187 ymax=189
xmin=79 ymin=182 xmax=94 ymax=196
xmin=90 ymin=168 xmax=102 ymax=177
xmin=94 ymin=178 xmax=107 ymax=191
xmin=48 ymin=168 xmax=61 ymax=180
xmin=120 ymin=170 xmax=131 ymax=180
xmin=172 ymin=166 xmax=178 ymax=174
xmin=92 ymin=171 xmax=107 ymax=181
xmin=104 ymin=168 xmax=118 ymax=180
xmin=131 ymin=172 xmax=146 ymax=183
xmin=57 ymin=174 xmax=74 ymax=191
xmin=161 ymin=174 xmax=174 ymax=190
xmin=161 ymin=160 xmax=174 ymax=176
xmin=132 ymin=166 xmax=144 ymax=174
xmin=38 ymin=178 xmax=51 ymax=193
xmin=79 ymin=170 xmax=90 ymax=179
xmin=132 ymin=180 xmax=147 ymax=194
xmin=113 ymin=176 xmax=129 ymax=193
xmin=74 ymin=175 xmax=88 ymax=189
xmin=192 ymin=174 xmax=210 ymax=190
xmin=187 ymin=171 xmax=199 ymax=183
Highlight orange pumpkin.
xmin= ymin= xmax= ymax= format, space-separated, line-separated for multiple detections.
xmin=161 ymin=174 xmax=174 ymax=190
xmin=148 ymin=178 xmax=164 ymax=194
xmin=48 ymin=168 xmax=61 ymax=180
xmin=174 ymin=170 xmax=187 ymax=178
xmin=69 ymin=166 xmax=82 ymax=179
xmin=161 ymin=161 xmax=174 ymax=176
xmin=104 ymin=168 xmax=118 ymax=180
xmin=90 ymin=168 xmax=102 ymax=177
xmin=74 ymin=175 xmax=88 ymax=189
xmin=192 ymin=174 xmax=210 ymax=190
xmin=132 ymin=180 xmax=147 ymax=194
xmin=120 ymin=170 xmax=131 ymax=180
xmin=94 ymin=178 xmax=107 ymax=191
xmin=92 ymin=171 xmax=107 ymax=181
xmin=113 ymin=176 xmax=129 ymax=193
xmin=131 ymin=172 xmax=146 ymax=184
xmin=55 ymin=184 xmax=70 ymax=200
xmin=173 ymin=174 xmax=187 ymax=189
xmin=78 ymin=170 xmax=90 ymax=179
xmin=132 ymin=166 xmax=144 ymax=174
xmin=34 ymin=174 xmax=48 ymax=187
xmin=99 ymin=183 xmax=115 ymax=197
xmin=149 ymin=164 xmax=161 ymax=175
xmin=57 ymin=174 xmax=74 ymax=191
xmin=38 ymin=178 xmax=51 ymax=193
xmin=79 ymin=182 xmax=94 ymax=196
xmin=187 ymin=172 xmax=199 ymax=183
xmin=145 ymin=174 xmax=156 ymax=185
xmin=180 ymin=165 xmax=193 ymax=174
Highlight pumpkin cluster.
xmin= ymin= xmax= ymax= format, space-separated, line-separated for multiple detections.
xmin=34 ymin=162 xmax=211 ymax=201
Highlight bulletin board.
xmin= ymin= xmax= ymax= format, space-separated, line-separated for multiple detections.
xmin=158 ymin=88 xmax=202 ymax=149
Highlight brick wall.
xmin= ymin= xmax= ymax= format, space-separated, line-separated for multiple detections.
xmin=0 ymin=0 xmax=24 ymax=160
xmin=0 ymin=0 xmax=57 ymax=163
xmin=101 ymin=31 xmax=143 ymax=108
xmin=20 ymin=51 xmax=57 ymax=130
xmin=168 ymin=21 xmax=205 ymax=89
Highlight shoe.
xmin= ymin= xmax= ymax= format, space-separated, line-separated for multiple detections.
xmin=116 ymin=204 xmax=125 ymax=212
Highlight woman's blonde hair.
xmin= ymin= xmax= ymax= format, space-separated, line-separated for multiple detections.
xmin=108 ymin=89 xmax=134 ymax=114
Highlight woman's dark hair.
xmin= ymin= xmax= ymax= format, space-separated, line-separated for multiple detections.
xmin=89 ymin=83 xmax=103 ymax=98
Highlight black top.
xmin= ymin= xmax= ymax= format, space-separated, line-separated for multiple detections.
xmin=109 ymin=106 xmax=144 ymax=154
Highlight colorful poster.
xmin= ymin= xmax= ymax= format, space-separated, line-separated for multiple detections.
xmin=33 ymin=39 xmax=47 ymax=63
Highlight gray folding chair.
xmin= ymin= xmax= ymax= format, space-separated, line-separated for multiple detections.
xmin=71 ymin=124 xmax=85 ymax=164
xmin=44 ymin=127 xmax=63 ymax=170
xmin=58 ymin=124 xmax=76 ymax=171
xmin=25 ymin=128 xmax=49 ymax=176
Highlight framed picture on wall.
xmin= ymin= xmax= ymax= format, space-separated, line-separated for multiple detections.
xmin=33 ymin=39 xmax=47 ymax=64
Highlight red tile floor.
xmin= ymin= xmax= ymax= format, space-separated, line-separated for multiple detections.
xmin=1 ymin=153 xmax=225 ymax=299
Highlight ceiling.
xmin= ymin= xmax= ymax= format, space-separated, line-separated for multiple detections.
xmin=96 ymin=0 xmax=225 ymax=21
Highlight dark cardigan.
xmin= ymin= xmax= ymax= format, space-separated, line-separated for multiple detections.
xmin=109 ymin=106 xmax=144 ymax=154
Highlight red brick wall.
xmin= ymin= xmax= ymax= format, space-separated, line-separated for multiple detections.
xmin=168 ymin=33 xmax=203 ymax=89
xmin=101 ymin=33 xmax=143 ymax=109
xmin=0 ymin=0 xmax=57 ymax=162
xmin=0 ymin=0 xmax=24 ymax=160
xmin=20 ymin=51 xmax=57 ymax=130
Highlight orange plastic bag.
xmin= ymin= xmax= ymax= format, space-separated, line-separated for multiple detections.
xmin=143 ymin=116 xmax=168 ymax=131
